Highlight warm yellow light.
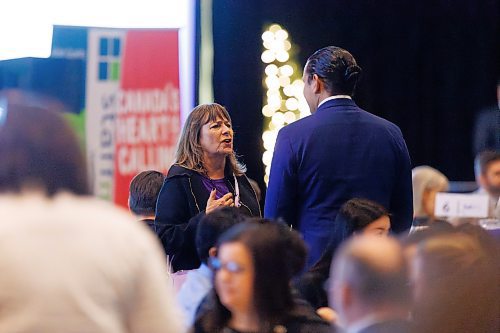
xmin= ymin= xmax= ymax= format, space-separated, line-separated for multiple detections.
xmin=261 ymin=31 xmax=274 ymax=42
xmin=279 ymin=65 xmax=293 ymax=77
xmin=265 ymin=64 xmax=279 ymax=76
xmin=284 ymin=111 xmax=297 ymax=123
xmin=279 ymin=76 xmax=291 ymax=87
xmin=269 ymin=24 xmax=282 ymax=33
xmin=284 ymin=40 xmax=291 ymax=51
xmin=292 ymin=79 xmax=305 ymax=97
xmin=262 ymin=105 xmax=275 ymax=117
xmin=262 ymin=150 xmax=273 ymax=166
xmin=271 ymin=112 xmax=285 ymax=126
xmin=265 ymin=76 xmax=280 ymax=90
xmin=283 ymin=84 xmax=294 ymax=97
xmin=267 ymin=94 xmax=281 ymax=109
xmin=276 ymin=51 xmax=289 ymax=62
xmin=275 ymin=29 xmax=288 ymax=41
xmin=285 ymin=97 xmax=299 ymax=111
xmin=261 ymin=50 xmax=275 ymax=63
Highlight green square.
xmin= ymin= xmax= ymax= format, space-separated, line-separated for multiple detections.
xmin=110 ymin=62 xmax=120 ymax=80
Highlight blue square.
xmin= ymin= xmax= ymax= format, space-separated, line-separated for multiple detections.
xmin=99 ymin=38 xmax=108 ymax=56
xmin=99 ymin=62 xmax=108 ymax=80
xmin=112 ymin=38 xmax=121 ymax=56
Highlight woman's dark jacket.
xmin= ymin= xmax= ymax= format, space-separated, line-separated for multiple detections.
xmin=155 ymin=164 xmax=261 ymax=271
xmin=191 ymin=296 xmax=332 ymax=333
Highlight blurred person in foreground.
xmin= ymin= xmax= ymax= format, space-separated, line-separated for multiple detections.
xmin=411 ymin=231 xmax=498 ymax=333
xmin=411 ymin=166 xmax=449 ymax=231
xmin=128 ymin=170 xmax=165 ymax=232
xmin=155 ymin=103 xmax=261 ymax=272
xmin=265 ymin=46 xmax=413 ymax=268
xmin=192 ymin=222 xmax=331 ymax=333
xmin=177 ymin=206 xmax=249 ymax=327
xmin=295 ymin=198 xmax=391 ymax=311
xmin=0 ymin=101 xmax=183 ymax=333
xmin=329 ymin=235 xmax=413 ymax=333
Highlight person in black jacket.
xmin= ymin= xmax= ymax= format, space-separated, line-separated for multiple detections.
xmin=192 ymin=222 xmax=332 ymax=333
xmin=155 ymin=103 xmax=261 ymax=271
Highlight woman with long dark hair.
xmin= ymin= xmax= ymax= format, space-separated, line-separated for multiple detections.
xmin=192 ymin=222 xmax=330 ymax=333
xmin=295 ymin=198 xmax=390 ymax=310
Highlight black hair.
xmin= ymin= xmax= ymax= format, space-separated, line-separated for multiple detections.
xmin=309 ymin=198 xmax=389 ymax=276
xmin=0 ymin=103 xmax=88 ymax=196
xmin=128 ymin=170 xmax=165 ymax=216
xmin=195 ymin=206 xmax=249 ymax=264
xmin=305 ymin=46 xmax=362 ymax=96
xmin=198 ymin=221 xmax=307 ymax=332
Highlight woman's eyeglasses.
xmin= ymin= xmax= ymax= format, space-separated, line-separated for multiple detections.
xmin=209 ymin=257 xmax=245 ymax=273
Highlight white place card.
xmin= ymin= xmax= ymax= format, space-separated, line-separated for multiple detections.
xmin=435 ymin=193 xmax=489 ymax=218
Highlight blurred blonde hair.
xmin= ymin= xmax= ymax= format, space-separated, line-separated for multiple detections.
xmin=412 ymin=166 xmax=449 ymax=217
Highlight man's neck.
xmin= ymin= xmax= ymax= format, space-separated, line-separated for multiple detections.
xmin=317 ymin=94 xmax=352 ymax=109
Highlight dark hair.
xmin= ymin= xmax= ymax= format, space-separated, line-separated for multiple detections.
xmin=0 ymin=103 xmax=88 ymax=196
xmin=128 ymin=170 xmax=165 ymax=216
xmin=413 ymin=233 xmax=498 ymax=333
xmin=195 ymin=207 xmax=249 ymax=264
xmin=305 ymin=46 xmax=362 ymax=96
xmin=474 ymin=150 xmax=500 ymax=175
xmin=309 ymin=198 xmax=389 ymax=275
xmin=200 ymin=221 xmax=307 ymax=332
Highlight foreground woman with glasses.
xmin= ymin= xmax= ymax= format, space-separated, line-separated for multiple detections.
xmin=192 ymin=222 xmax=331 ymax=333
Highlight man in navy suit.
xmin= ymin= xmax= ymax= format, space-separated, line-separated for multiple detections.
xmin=264 ymin=46 xmax=412 ymax=267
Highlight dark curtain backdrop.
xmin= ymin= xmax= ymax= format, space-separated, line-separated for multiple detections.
xmin=212 ymin=0 xmax=499 ymax=199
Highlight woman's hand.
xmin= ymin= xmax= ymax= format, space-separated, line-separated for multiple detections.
xmin=206 ymin=189 xmax=234 ymax=214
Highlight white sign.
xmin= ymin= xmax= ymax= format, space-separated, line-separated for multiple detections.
xmin=435 ymin=193 xmax=489 ymax=218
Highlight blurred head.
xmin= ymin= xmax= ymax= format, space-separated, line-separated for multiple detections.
xmin=196 ymin=206 xmax=249 ymax=265
xmin=128 ymin=170 xmax=165 ymax=217
xmin=0 ymin=103 xmax=88 ymax=196
xmin=303 ymin=46 xmax=362 ymax=112
xmin=411 ymin=232 xmax=498 ymax=333
xmin=330 ymin=235 xmax=410 ymax=327
xmin=175 ymin=103 xmax=245 ymax=175
xmin=412 ymin=166 xmax=449 ymax=218
xmin=210 ymin=222 xmax=307 ymax=331
xmin=474 ymin=150 xmax=500 ymax=197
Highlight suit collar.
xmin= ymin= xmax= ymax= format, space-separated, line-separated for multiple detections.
xmin=315 ymin=97 xmax=357 ymax=114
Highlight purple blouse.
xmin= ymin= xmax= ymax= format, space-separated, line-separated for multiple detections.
xmin=200 ymin=176 xmax=230 ymax=199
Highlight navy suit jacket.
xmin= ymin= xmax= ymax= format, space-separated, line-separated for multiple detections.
xmin=264 ymin=98 xmax=412 ymax=266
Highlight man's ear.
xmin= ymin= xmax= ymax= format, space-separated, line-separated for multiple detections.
xmin=312 ymin=74 xmax=323 ymax=94
xmin=208 ymin=247 xmax=217 ymax=258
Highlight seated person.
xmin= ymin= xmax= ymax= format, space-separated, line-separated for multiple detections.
xmin=295 ymin=198 xmax=390 ymax=310
xmin=0 ymin=101 xmax=182 ymax=332
xmin=177 ymin=207 xmax=249 ymax=326
xmin=474 ymin=150 xmax=500 ymax=218
xmin=192 ymin=222 xmax=331 ymax=333
xmin=411 ymin=166 xmax=449 ymax=230
xmin=128 ymin=170 xmax=165 ymax=232
xmin=329 ymin=235 xmax=413 ymax=333
xmin=411 ymin=232 xmax=498 ymax=333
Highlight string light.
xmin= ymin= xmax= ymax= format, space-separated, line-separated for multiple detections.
xmin=261 ymin=24 xmax=309 ymax=185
